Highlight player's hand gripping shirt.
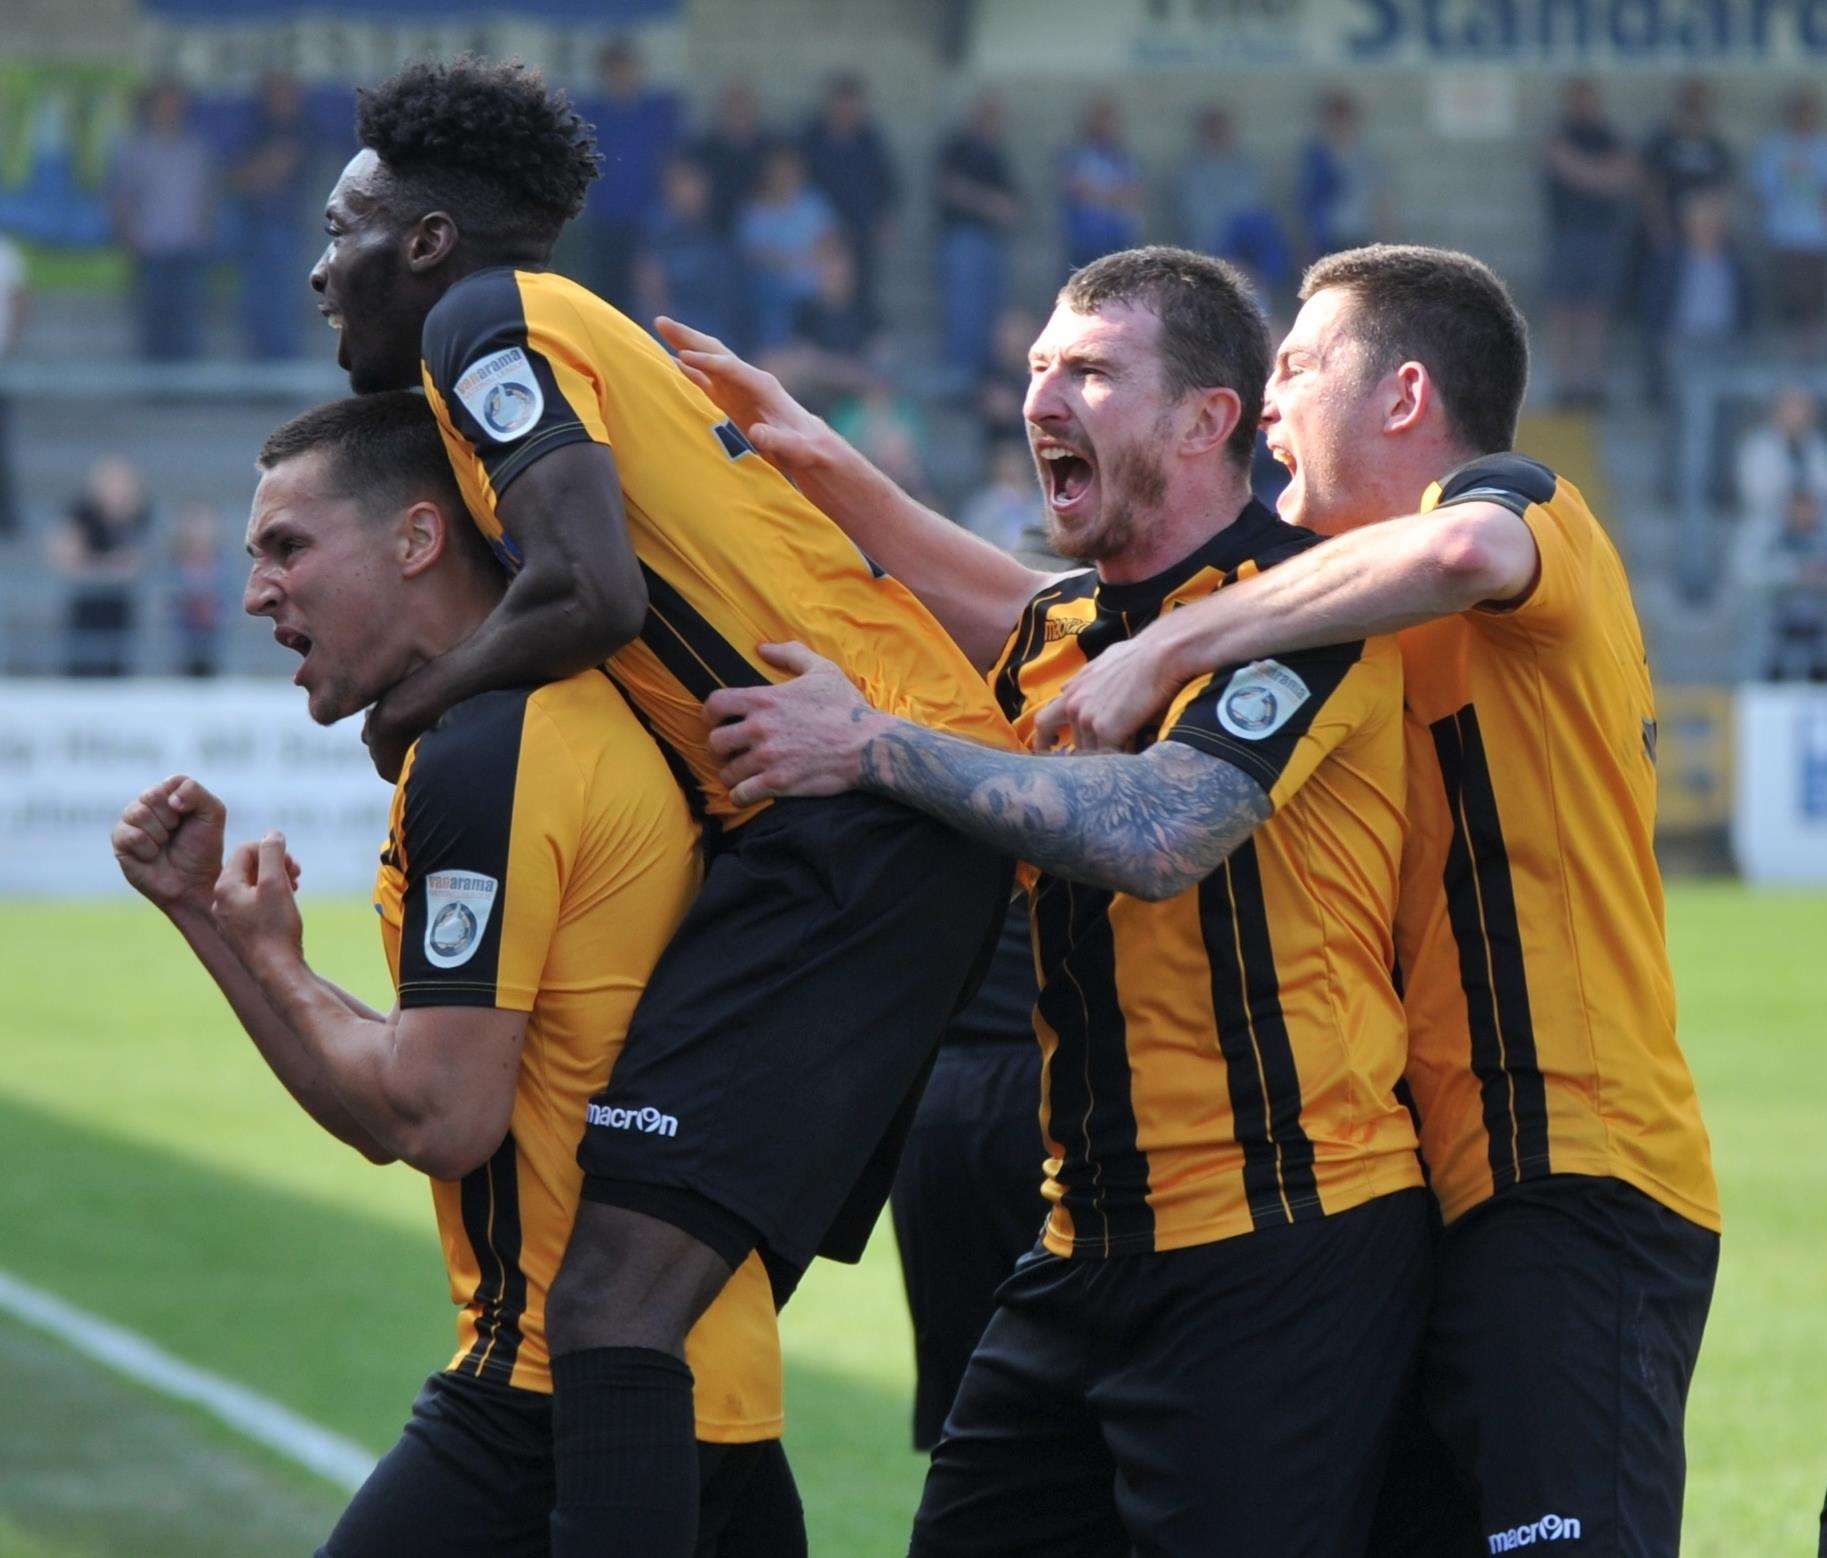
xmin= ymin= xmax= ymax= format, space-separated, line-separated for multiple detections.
xmin=1396 ymin=454 xmax=1720 ymax=1231
xmin=420 ymin=267 xmax=1017 ymax=831
xmin=991 ymin=500 xmax=1422 ymax=1257
xmin=372 ymin=671 xmax=782 ymax=1439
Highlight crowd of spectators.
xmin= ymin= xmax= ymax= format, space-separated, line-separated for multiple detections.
xmin=10 ymin=53 xmax=1827 ymax=676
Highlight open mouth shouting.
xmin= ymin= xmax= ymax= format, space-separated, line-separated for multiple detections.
xmin=1034 ymin=438 xmax=1098 ymax=518
xmin=274 ymin=625 xmax=315 ymax=686
xmin=319 ymin=303 xmax=350 ymax=371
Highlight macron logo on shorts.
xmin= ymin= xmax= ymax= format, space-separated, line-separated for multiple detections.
xmin=1487 ymin=1513 xmax=1583 ymax=1551
xmin=586 ymin=1102 xmax=678 ymax=1139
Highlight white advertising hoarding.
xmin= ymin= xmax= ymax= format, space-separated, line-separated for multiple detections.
xmin=1732 ymin=683 xmax=1827 ymax=885
xmin=0 ymin=681 xmax=393 ymax=897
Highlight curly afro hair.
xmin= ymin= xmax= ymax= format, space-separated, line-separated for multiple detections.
xmin=356 ymin=55 xmax=599 ymax=256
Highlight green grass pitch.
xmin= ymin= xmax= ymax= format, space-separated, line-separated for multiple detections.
xmin=0 ymin=883 xmax=1820 ymax=1555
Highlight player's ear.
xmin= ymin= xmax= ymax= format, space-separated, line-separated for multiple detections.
xmin=1181 ymin=385 xmax=1242 ymax=459
xmin=398 ymin=500 xmax=448 ymax=578
xmin=1385 ymin=361 xmax=1429 ymax=437
xmin=406 ymin=211 xmax=459 ymax=274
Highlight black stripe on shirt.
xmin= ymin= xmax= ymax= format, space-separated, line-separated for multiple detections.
xmin=1430 ymin=704 xmax=1550 ymax=1190
xmin=1031 ymin=876 xmax=1153 ymax=1254
xmin=1199 ymin=843 xmax=1322 ymax=1229
xmin=456 ymin=1134 xmax=527 ymax=1382
xmin=635 ymin=562 xmax=768 ymax=702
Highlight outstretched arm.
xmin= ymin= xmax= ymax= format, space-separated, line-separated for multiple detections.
xmin=1034 ymin=499 xmax=1536 ymax=751
xmin=361 ymin=441 xmax=648 ymax=780
xmin=657 ymin=317 xmax=1050 ymax=671
xmin=703 ymin=644 xmax=1270 ymax=901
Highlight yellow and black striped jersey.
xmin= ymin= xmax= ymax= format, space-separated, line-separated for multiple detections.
xmin=419 ymin=266 xmax=1018 ymax=832
xmin=1397 ymin=454 xmax=1718 ymax=1232
xmin=991 ymin=499 xmax=1422 ymax=1258
xmin=372 ymin=670 xmax=783 ymax=1439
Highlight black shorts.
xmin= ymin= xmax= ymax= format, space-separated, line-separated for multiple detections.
xmin=317 ymin=1371 xmax=804 ymax=1558
xmin=891 ymin=1036 xmax=1045 ymax=1450
xmin=579 ymin=793 xmax=1011 ymax=1281
xmin=1366 ymin=1175 xmax=1720 ymax=1558
xmin=911 ymin=1187 xmax=1432 ymax=1558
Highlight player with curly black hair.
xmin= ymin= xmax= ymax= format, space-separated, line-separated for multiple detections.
xmin=309 ymin=54 xmax=1018 ymax=1558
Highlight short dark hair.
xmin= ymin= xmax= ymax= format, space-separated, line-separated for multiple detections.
xmin=1301 ymin=244 xmax=1529 ymax=454
xmin=257 ymin=391 xmax=502 ymax=577
xmin=356 ymin=55 xmax=598 ymax=256
xmin=1059 ymin=246 xmax=1269 ymax=464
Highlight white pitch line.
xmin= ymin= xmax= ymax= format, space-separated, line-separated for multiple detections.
xmin=0 ymin=1268 xmax=377 ymax=1492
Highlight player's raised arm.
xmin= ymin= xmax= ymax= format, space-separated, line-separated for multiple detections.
xmin=212 ymin=831 xmax=529 ymax=1181
xmin=1034 ymin=492 xmax=1537 ymax=751
xmin=110 ymin=775 xmax=396 ymax=1165
xmin=657 ymin=316 xmax=1052 ymax=672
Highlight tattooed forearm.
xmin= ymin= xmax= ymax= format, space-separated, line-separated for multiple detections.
xmin=857 ymin=724 xmax=1272 ymax=900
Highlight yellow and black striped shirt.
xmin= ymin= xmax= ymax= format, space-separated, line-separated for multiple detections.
xmin=992 ymin=500 xmax=1422 ymax=1257
xmin=373 ymin=671 xmax=783 ymax=1438
xmin=1397 ymin=454 xmax=1719 ymax=1231
xmin=419 ymin=266 xmax=1017 ymax=832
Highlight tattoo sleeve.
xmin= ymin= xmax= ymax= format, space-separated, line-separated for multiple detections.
xmin=857 ymin=723 xmax=1272 ymax=901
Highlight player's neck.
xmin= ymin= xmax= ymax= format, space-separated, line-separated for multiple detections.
xmin=1094 ymin=467 xmax=1255 ymax=586
xmin=399 ymin=577 xmax=506 ymax=673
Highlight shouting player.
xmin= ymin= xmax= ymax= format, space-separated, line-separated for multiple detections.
xmin=1033 ymin=245 xmax=1721 ymax=1555
xmin=309 ymin=58 xmax=1013 ymax=1554
xmin=667 ymin=247 xmax=1432 ymax=1554
xmin=110 ymin=392 xmax=800 ymax=1557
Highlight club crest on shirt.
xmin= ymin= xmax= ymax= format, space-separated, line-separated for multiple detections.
xmin=454 ymin=348 xmax=544 ymax=442
xmin=1216 ymin=659 xmax=1310 ymax=741
xmin=422 ymin=870 xmax=499 ymax=968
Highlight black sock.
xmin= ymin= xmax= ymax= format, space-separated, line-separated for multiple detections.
xmin=550 ymin=1345 xmax=699 ymax=1558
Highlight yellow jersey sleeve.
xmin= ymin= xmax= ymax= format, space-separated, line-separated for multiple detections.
xmin=1157 ymin=637 xmax=1391 ymax=811
xmin=1426 ymin=452 xmax=1591 ymax=644
xmin=420 ymin=267 xmax=612 ymax=500
xmin=392 ymin=687 xmax=579 ymax=1013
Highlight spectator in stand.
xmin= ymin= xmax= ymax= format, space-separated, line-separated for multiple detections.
xmin=1641 ymin=77 xmax=1736 ymax=247
xmin=829 ymin=379 xmax=930 ymax=500
xmin=975 ymin=303 xmax=1040 ymax=435
xmin=757 ymin=242 xmax=876 ymax=412
xmin=51 ymin=456 xmax=150 ymax=677
xmin=573 ymin=39 xmax=678 ymax=311
xmin=1735 ymin=387 xmax=1827 ymax=681
xmin=959 ymin=436 xmax=1055 ymax=565
xmin=1738 ymin=386 xmax=1827 ymax=529
xmin=170 ymin=502 xmax=226 ymax=678
xmin=1542 ymin=78 xmax=1638 ymax=407
xmin=737 ymin=144 xmax=840 ymax=350
xmin=800 ymin=73 xmax=900 ymax=330
xmin=1060 ymin=96 xmax=1146 ymax=271
xmin=0 ymin=231 xmax=25 ymax=536
xmin=1177 ymin=105 xmax=1293 ymax=302
xmin=1296 ymin=89 xmax=1387 ymax=259
xmin=691 ymin=81 xmax=778 ymax=235
xmin=1751 ymin=89 xmax=1827 ymax=344
xmin=1641 ymin=191 xmax=1754 ymax=404
xmin=636 ymin=156 xmax=743 ymax=348
xmin=108 ymin=81 xmax=214 ymax=363
xmin=934 ymin=93 xmax=1021 ymax=386
xmin=227 ymin=71 xmax=315 ymax=361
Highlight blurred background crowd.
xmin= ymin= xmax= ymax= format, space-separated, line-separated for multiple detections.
xmin=5 ymin=0 xmax=1827 ymax=864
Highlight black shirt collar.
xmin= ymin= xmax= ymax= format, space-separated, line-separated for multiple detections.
xmin=1092 ymin=498 xmax=1281 ymax=615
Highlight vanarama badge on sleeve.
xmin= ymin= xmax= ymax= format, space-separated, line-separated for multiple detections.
xmin=454 ymin=348 xmax=544 ymax=442
xmin=422 ymin=870 xmax=500 ymax=968
xmin=1216 ymin=659 xmax=1310 ymax=741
